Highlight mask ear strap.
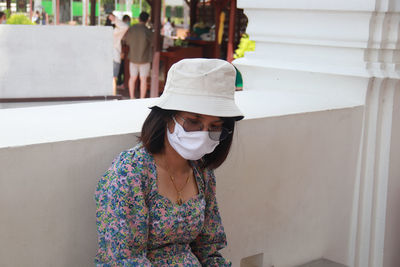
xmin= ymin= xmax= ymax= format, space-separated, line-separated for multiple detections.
xmin=167 ymin=116 xmax=176 ymax=134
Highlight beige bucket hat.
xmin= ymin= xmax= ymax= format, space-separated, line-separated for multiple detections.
xmin=150 ymin=58 xmax=244 ymax=121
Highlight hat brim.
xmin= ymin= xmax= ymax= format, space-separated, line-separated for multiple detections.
xmin=149 ymin=92 xmax=244 ymax=121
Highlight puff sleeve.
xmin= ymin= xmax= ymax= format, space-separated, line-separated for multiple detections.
xmin=94 ymin=150 xmax=152 ymax=266
xmin=190 ymin=169 xmax=232 ymax=266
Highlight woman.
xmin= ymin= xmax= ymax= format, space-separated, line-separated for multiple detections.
xmin=32 ymin=11 xmax=40 ymax=24
xmin=95 ymin=58 xmax=244 ymax=266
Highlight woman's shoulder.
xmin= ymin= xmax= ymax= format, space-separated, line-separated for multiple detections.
xmin=115 ymin=142 xmax=151 ymax=162
xmin=97 ymin=143 xmax=153 ymax=196
xmin=108 ymin=142 xmax=153 ymax=178
xmin=96 ymin=143 xmax=153 ymax=207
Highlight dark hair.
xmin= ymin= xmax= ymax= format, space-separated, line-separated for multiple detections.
xmin=140 ymin=107 xmax=235 ymax=169
xmin=122 ymin=15 xmax=131 ymax=24
xmin=139 ymin=12 xmax=149 ymax=23
xmin=105 ymin=15 xmax=114 ymax=28
xmin=0 ymin=11 xmax=5 ymax=19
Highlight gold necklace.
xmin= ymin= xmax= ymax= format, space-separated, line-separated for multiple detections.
xmin=169 ymin=173 xmax=191 ymax=205
xmin=164 ymin=158 xmax=191 ymax=205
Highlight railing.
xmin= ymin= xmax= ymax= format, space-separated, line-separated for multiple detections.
xmin=0 ymin=95 xmax=122 ymax=103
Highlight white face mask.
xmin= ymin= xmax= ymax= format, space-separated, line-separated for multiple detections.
xmin=167 ymin=117 xmax=220 ymax=160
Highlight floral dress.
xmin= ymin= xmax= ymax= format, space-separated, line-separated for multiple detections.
xmin=95 ymin=143 xmax=231 ymax=266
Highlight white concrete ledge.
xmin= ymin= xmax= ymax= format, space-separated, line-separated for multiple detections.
xmin=0 ymin=99 xmax=151 ymax=148
xmin=237 ymin=0 xmax=377 ymax=11
xmin=0 ymin=91 xmax=363 ymax=148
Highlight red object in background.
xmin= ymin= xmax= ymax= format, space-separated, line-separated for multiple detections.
xmin=56 ymin=0 xmax=59 ymax=24
xmin=122 ymin=44 xmax=130 ymax=91
xmin=160 ymin=46 xmax=203 ymax=93
xmin=150 ymin=0 xmax=162 ymax=98
xmin=227 ymin=0 xmax=236 ymax=62
xmin=90 ymin=0 xmax=96 ymax=25
xmin=29 ymin=0 xmax=32 ymax=20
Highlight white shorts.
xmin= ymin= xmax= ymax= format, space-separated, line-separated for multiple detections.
xmin=129 ymin=62 xmax=150 ymax=78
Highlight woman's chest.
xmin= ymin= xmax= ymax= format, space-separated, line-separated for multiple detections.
xmin=147 ymin=194 xmax=206 ymax=245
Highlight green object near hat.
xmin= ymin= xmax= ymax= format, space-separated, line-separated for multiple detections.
xmin=235 ymin=67 xmax=243 ymax=90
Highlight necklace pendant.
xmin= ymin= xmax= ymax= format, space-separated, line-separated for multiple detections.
xmin=177 ymin=197 xmax=183 ymax=205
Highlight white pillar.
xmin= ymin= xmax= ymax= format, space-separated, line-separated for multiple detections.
xmin=183 ymin=0 xmax=189 ymax=29
xmin=126 ymin=0 xmax=132 ymax=16
xmin=82 ymin=0 xmax=85 ymax=25
xmin=234 ymin=0 xmax=400 ymax=266
xmin=52 ymin=0 xmax=56 ymax=24
xmin=34 ymin=0 xmax=42 ymax=13
xmin=97 ymin=0 xmax=100 ymax=25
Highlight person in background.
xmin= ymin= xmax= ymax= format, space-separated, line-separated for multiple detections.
xmin=32 ymin=10 xmax=40 ymax=24
xmin=108 ymin=12 xmax=129 ymax=96
xmin=0 ymin=12 xmax=6 ymax=24
xmin=162 ymin=17 xmax=174 ymax=49
xmin=95 ymin=58 xmax=243 ymax=266
xmin=41 ymin=10 xmax=48 ymax=25
xmin=122 ymin=14 xmax=131 ymax=26
xmin=122 ymin=11 xmax=153 ymax=99
xmin=171 ymin=21 xmax=176 ymax=36
xmin=163 ymin=17 xmax=173 ymax=36
xmin=104 ymin=13 xmax=113 ymax=27
xmin=116 ymin=14 xmax=132 ymax=90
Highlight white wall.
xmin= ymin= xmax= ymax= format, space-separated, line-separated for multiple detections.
xmin=218 ymin=107 xmax=363 ymax=267
xmin=235 ymin=0 xmax=400 ymax=266
xmin=0 ymin=25 xmax=113 ymax=99
xmin=0 ymin=135 xmax=135 ymax=267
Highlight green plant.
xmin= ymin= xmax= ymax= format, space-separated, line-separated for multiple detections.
xmin=4 ymin=9 xmax=11 ymax=19
xmin=174 ymin=37 xmax=188 ymax=47
xmin=131 ymin=17 xmax=139 ymax=25
xmin=234 ymin=34 xmax=255 ymax=59
xmin=172 ymin=17 xmax=184 ymax=26
xmin=7 ymin=13 xmax=34 ymax=25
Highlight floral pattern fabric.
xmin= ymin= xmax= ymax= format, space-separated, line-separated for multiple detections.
xmin=95 ymin=143 xmax=231 ymax=266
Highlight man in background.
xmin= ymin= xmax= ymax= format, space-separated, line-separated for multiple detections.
xmin=123 ymin=11 xmax=153 ymax=99
xmin=41 ymin=10 xmax=49 ymax=25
